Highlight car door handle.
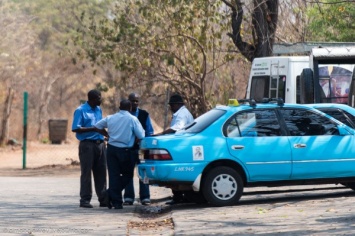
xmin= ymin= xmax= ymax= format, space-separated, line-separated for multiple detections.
xmin=294 ymin=143 xmax=306 ymax=148
xmin=232 ymin=145 xmax=244 ymax=150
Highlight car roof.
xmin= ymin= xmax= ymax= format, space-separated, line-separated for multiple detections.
xmin=217 ymin=101 xmax=347 ymax=125
xmin=218 ymin=102 xmax=322 ymax=113
xmin=305 ymin=103 xmax=353 ymax=109
xmin=305 ymin=103 xmax=355 ymax=114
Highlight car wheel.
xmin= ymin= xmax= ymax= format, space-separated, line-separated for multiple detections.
xmin=201 ymin=166 xmax=243 ymax=207
xmin=342 ymin=183 xmax=355 ymax=190
xmin=184 ymin=190 xmax=207 ymax=204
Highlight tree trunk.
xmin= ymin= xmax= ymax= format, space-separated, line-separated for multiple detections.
xmin=36 ymin=77 xmax=59 ymax=140
xmin=0 ymin=88 xmax=14 ymax=146
xmin=224 ymin=0 xmax=279 ymax=62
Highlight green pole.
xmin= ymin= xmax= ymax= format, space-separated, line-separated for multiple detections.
xmin=23 ymin=92 xmax=28 ymax=169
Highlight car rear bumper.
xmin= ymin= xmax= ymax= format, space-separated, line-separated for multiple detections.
xmin=137 ymin=162 xmax=205 ymax=186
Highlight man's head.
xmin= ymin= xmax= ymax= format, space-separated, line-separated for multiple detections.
xmin=128 ymin=93 xmax=140 ymax=112
xmin=168 ymin=93 xmax=184 ymax=113
xmin=120 ymin=99 xmax=132 ymax=111
xmin=87 ymin=89 xmax=102 ymax=107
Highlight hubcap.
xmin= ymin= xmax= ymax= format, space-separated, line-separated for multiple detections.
xmin=211 ymin=174 xmax=237 ymax=200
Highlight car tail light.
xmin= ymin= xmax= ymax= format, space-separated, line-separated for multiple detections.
xmin=146 ymin=149 xmax=172 ymax=160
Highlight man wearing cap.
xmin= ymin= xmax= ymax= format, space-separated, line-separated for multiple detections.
xmin=156 ymin=93 xmax=194 ymax=135
xmin=155 ymin=93 xmax=194 ymax=204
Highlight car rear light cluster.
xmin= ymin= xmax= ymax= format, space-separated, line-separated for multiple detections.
xmin=145 ymin=149 xmax=172 ymax=160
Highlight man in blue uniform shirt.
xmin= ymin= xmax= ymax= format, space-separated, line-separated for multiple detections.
xmin=71 ymin=89 xmax=108 ymax=208
xmin=95 ymin=99 xmax=145 ymax=209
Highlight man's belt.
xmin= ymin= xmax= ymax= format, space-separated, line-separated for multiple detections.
xmin=116 ymin=147 xmax=134 ymax=150
xmin=81 ymin=139 xmax=104 ymax=144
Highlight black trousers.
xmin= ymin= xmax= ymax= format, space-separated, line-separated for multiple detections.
xmin=106 ymin=144 xmax=136 ymax=207
xmin=78 ymin=141 xmax=107 ymax=204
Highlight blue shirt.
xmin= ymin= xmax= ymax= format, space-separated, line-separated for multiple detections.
xmin=131 ymin=108 xmax=154 ymax=137
xmin=71 ymin=102 xmax=104 ymax=141
xmin=94 ymin=110 xmax=145 ymax=148
xmin=170 ymin=105 xmax=194 ymax=131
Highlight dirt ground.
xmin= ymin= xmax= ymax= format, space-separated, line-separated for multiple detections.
xmin=0 ymin=142 xmax=80 ymax=177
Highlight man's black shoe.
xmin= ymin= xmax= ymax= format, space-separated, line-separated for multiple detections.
xmin=103 ymin=191 xmax=112 ymax=209
xmin=80 ymin=203 xmax=93 ymax=208
xmin=123 ymin=201 xmax=133 ymax=205
xmin=114 ymin=205 xmax=123 ymax=209
xmin=141 ymin=199 xmax=151 ymax=205
xmin=165 ymin=199 xmax=180 ymax=205
xmin=166 ymin=198 xmax=190 ymax=205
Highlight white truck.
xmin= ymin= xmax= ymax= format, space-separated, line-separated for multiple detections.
xmin=246 ymin=46 xmax=355 ymax=106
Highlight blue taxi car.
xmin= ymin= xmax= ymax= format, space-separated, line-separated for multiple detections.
xmin=138 ymin=99 xmax=355 ymax=207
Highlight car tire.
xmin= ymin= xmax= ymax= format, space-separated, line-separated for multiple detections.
xmin=184 ymin=190 xmax=207 ymax=204
xmin=342 ymin=183 xmax=355 ymax=191
xmin=201 ymin=166 xmax=243 ymax=207
xmin=300 ymin=68 xmax=314 ymax=104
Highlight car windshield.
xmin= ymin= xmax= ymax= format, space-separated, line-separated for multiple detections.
xmin=177 ymin=108 xmax=226 ymax=134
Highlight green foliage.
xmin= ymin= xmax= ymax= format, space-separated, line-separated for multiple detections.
xmin=306 ymin=0 xmax=355 ymax=42
xmin=73 ymin=0 xmax=239 ymax=116
xmin=9 ymin=0 xmax=112 ymax=51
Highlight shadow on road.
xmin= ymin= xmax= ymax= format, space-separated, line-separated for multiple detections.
xmin=151 ymin=185 xmax=355 ymax=212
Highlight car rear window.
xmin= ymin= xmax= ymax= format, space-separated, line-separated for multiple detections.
xmin=179 ymin=109 xmax=226 ymax=133
xmin=280 ymin=108 xmax=338 ymax=136
xmin=316 ymin=107 xmax=355 ymax=128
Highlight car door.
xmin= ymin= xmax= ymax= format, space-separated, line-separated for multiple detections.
xmin=225 ymin=108 xmax=292 ymax=182
xmin=280 ymin=108 xmax=355 ymax=179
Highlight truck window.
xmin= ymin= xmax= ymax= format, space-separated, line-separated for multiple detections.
xmin=317 ymin=66 xmax=352 ymax=104
xmin=250 ymin=76 xmax=286 ymax=102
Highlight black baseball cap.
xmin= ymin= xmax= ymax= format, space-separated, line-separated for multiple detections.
xmin=168 ymin=94 xmax=184 ymax=104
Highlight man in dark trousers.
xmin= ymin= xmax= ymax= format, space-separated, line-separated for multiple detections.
xmin=123 ymin=93 xmax=154 ymax=205
xmin=95 ymin=99 xmax=145 ymax=209
xmin=155 ymin=93 xmax=194 ymax=205
xmin=71 ymin=89 xmax=108 ymax=208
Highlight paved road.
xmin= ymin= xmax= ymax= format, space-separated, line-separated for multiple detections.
xmin=1 ymin=175 xmax=355 ymax=235
xmin=0 ymin=176 xmax=173 ymax=236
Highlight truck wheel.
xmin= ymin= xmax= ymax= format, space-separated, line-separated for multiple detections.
xmin=201 ymin=166 xmax=243 ymax=207
xmin=300 ymin=68 xmax=314 ymax=103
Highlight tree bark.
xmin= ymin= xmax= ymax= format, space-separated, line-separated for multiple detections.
xmin=36 ymin=77 xmax=59 ymax=140
xmin=223 ymin=0 xmax=279 ymax=62
xmin=0 ymin=88 xmax=14 ymax=146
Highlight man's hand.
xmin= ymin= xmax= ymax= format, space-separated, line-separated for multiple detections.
xmin=94 ymin=127 xmax=109 ymax=137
